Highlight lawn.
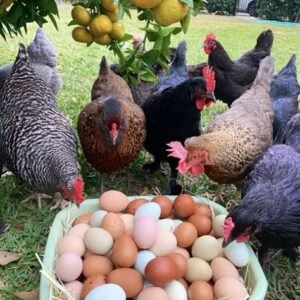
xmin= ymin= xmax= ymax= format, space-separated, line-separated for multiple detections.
xmin=0 ymin=3 xmax=300 ymax=299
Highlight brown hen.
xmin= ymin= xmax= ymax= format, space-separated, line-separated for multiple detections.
xmin=77 ymin=56 xmax=146 ymax=174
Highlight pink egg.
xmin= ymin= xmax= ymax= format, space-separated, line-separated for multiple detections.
xmin=64 ymin=280 xmax=83 ymax=300
xmin=137 ymin=287 xmax=168 ymax=300
xmin=133 ymin=217 xmax=158 ymax=249
xmin=55 ymin=252 xmax=83 ymax=282
xmin=99 ymin=190 xmax=129 ymax=212
xmin=150 ymin=231 xmax=177 ymax=256
xmin=57 ymin=235 xmax=85 ymax=256
xmin=120 ymin=214 xmax=135 ymax=236
xmin=68 ymin=223 xmax=90 ymax=239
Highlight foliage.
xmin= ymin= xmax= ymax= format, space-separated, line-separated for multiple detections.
xmin=257 ymin=0 xmax=300 ymax=21
xmin=205 ymin=0 xmax=236 ymax=15
xmin=0 ymin=0 xmax=59 ymax=40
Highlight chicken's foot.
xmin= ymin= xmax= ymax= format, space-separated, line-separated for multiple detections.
xmin=21 ymin=192 xmax=52 ymax=209
xmin=50 ymin=192 xmax=70 ymax=210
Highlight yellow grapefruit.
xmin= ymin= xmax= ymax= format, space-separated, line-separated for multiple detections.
xmin=102 ymin=0 xmax=118 ymax=11
xmin=72 ymin=27 xmax=93 ymax=43
xmin=71 ymin=6 xmax=92 ymax=26
xmin=94 ymin=34 xmax=112 ymax=45
xmin=104 ymin=8 xmax=119 ymax=22
xmin=130 ymin=0 xmax=162 ymax=9
xmin=89 ymin=15 xmax=113 ymax=37
xmin=110 ymin=21 xmax=125 ymax=40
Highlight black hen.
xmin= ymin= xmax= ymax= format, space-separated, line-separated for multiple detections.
xmin=223 ymin=145 xmax=300 ymax=263
xmin=142 ymin=71 xmax=215 ymax=195
xmin=282 ymin=113 xmax=300 ymax=154
xmin=271 ymin=54 xmax=300 ymax=143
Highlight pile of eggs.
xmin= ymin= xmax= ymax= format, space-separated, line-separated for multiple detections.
xmin=54 ymin=190 xmax=250 ymax=300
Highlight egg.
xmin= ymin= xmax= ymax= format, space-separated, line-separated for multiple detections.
xmin=187 ymin=214 xmax=212 ymax=236
xmin=185 ymin=257 xmax=213 ymax=283
xmin=216 ymin=238 xmax=225 ymax=257
xmin=164 ymin=280 xmax=188 ymax=300
xmin=175 ymin=222 xmax=197 ymax=248
xmin=173 ymin=247 xmax=190 ymax=259
xmin=55 ymin=252 xmax=83 ymax=282
xmin=135 ymin=202 xmax=161 ymax=221
xmin=57 ymin=235 xmax=85 ymax=257
xmin=133 ymin=216 xmax=158 ymax=249
xmin=150 ymin=231 xmax=177 ymax=256
xmin=134 ymin=250 xmax=156 ymax=275
xmin=224 ymin=241 xmax=250 ymax=267
xmin=74 ymin=212 xmax=92 ymax=225
xmin=191 ymin=235 xmax=220 ymax=261
xmin=85 ymin=283 xmax=126 ymax=300
xmin=64 ymin=281 xmax=83 ymax=300
xmin=99 ymin=190 xmax=129 ymax=212
xmin=173 ymin=219 xmax=183 ymax=229
xmin=83 ymin=255 xmax=113 ymax=277
xmin=119 ymin=213 xmax=134 ymax=235
xmin=80 ymin=274 xmax=107 ymax=299
xmin=84 ymin=228 xmax=113 ymax=255
xmin=145 ymin=257 xmax=178 ymax=287
xmin=89 ymin=210 xmax=107 ymax=227
xmin=126 ymin=198 xmax=148 ymax=215
xmin=210 ymin=257 xmax=240 ymax=282
xmin=107 ymin=268 xmax=143 ymax=297
xmin=193 ymin=203 xmax=212 ymax=218
xmin=188 ymin=281 xmax=213 ymax=300
xmin=173 ymin=194 xmax=195 ymax=218
xmin=68 ymin=223 xmax=90 ymax=239
xmin=214 ymin=277 xmax=249 ymax=300
xmin=152 ymin=195 xmax=173 ymax=218
xmin=156 ymin=219 xmax=176 ymax=232
xmin=111 ymin=235 xmax=138 ymax=267
xmin=101 ymin=212 xmax=125 ymax=240
xmin=167 ymin=253 xmax=188 ymax=279
xmin=177 ymin=278 xmax=189 ymax=290
xmin=136 ymin=287 xmax=168 ymax=300
xmin=212 ymin=214 xmax=227 ymax=237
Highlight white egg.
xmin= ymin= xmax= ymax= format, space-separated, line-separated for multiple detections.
xmin=156 ymin=219 xmax=176 ymax=232
xmin=135 ymin=202 xmax=161 ymax=221
xmin=173 ymin=219 xmax=183 ymax=229
xmin=85 ymin=283 xmax=126 ymax=300
xmin=224 ymin=241 xmax=250 ymax=267
xmin=192 ymin=235 xmax=220 ymax=261
xmin=164 ymin=280 xmax=187 ymax=300
xmin=134 ymin=250 xmax=156 ymax=275
xmin=212 ymin=214 xmax=227 ymax=237
xmin=89 ymin=210 xmax=107 ymax=227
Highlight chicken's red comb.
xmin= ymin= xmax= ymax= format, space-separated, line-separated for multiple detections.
xmin=72 ymin=177 xmax=85 ymax=205
xmin=223 ymin=217 xmax=235 ymax=242
xmin=202 ymin=66 xmax=216 ymax=93
xmin=166 ymin=141 xmax=187 ymax=161
xmin=205 ymin=33 xmax=216 ymax=42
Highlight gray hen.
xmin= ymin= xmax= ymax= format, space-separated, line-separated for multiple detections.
xmin=0 ymin=44 xmax=84 ymax=209
xmin=0 ymin=27 xmax=62 ymax=94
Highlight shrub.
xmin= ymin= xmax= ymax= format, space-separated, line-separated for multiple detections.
xmin=257 ymin=0 xmax=300 ymax=21
xmin=205 ymin=0 xmax=236 ymax=15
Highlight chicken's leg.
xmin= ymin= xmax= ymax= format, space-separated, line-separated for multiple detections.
xmin=21 ymin=192 xmax=52 ymax=209
xmin=169 ymin=161 xmax=183 ymax=195
xmin=50 ymin=192 xmax=70 ymax=210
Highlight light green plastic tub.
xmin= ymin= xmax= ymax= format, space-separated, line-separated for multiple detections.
xmin=40 ymin=196 xmax=268 ymax=299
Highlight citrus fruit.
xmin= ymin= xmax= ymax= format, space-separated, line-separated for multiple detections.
xmin=153 ymin=0 xmax=189 ymax=26
xmin=110 ymin=21 xmax=125 ymax=40
xmin=71 ymin=6 xmax=92 ymax=26
xmin=130 ymin=0 xmax=162 ymax=9
xmin=104 ymin=8 xmax=119 ymax=22
xmin=102 ymin=0 xmax=118 ymax=11
xmin=72 ymin=27 xmax=93 ymax=43
xmin=94 ymin=34 xmax=112 ymax=45
xmin=89 ymin=15 xmax=113 ymax=37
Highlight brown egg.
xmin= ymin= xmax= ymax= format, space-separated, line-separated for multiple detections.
xmin=175 ymin=222 xmax=198 ymax=248
xmin=188 ymin=281 xmax=214 ymax=300
xmin=173 ymin=194 xmax=195 ymax=218
xmin=214 ymin=277 xmax=249 ymax=299
xmin=107 ymin=268 xmax=143 ymax=297
xmin=82 ymin=255 xmax=113 ymax=277
xmin=194 ymin=203 xmax=212 ymax=218
xmin=187 ymin=214 xmax=212 ymax=236
xmin=74 ymin=213 xmax=92 ymax=225
xmin=210 ymin=257 xmax=240 ymax=282
xmin=173 ymin=247 xmax=190 ymax=259
xmin=152 ymin=195 xmax=173 ymax=218
xmin=126 ymin=198 xmax=148 ymax=215
xmin=83 ymin=249 xmax=95 ymax=259
xmin=145 ymin=257 xmax=178 ymax=287
xmin=80 ymin=274 xmax=106 ymax=300
xmin=101 ymin=212 xmax=125 ymax=239
xmin=167 ymin=253 xmax=188 ymax=278
xmin=111 ymin=235 xmax=138 ymax=267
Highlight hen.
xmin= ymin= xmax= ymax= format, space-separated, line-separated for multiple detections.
xmin=142 ymin=67 xmax=216 ymax=195
xmin=204 ymin=29 xmax=273 ymax=106
xmin=271 ymin=54 xmax=300 ymax=143
xmin=282 ymin=113 xmax=300 ymax=153
xmin=0 ymin=44 xmax=84 ymax=209
xmin=167 ymin=56 xmax=274 ymax=189
xmin=223 ymin=144 xmax=300 ymax=263
xmin=0 ymin=28 xmax=62 ymax=94
xmin=77 ymin=56 xmax=146 ymax=174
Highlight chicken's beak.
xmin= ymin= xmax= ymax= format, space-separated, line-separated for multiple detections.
xmin=207 ymin=91 xmax=216 ymax=102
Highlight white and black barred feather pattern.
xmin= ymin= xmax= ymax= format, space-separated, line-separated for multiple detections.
xmin=0 ymin=44 xmax=79 ymax=191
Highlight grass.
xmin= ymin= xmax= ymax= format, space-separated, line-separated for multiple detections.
xmin=0 ymin=3 xmax=300 ymax=299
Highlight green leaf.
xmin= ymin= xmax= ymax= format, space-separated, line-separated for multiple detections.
xmin=179 ymin=0 xmax=194 ymax=8
xmin=140 ymin=71 xmax=158 ymax=82
xmin=180 ymin=10 xmax=191 ymax=33
xmin=138 ymin=9 xmax=153 ymax=21
xmin=39 ymin=0 xmax=58 ymax=15
xmin=141 ymin=49 xmax=160 ymax=65
xmin=68 ymin=19 xmax=78 ymax=26
xmin=48 ymin=12 xmax=58 ymax=31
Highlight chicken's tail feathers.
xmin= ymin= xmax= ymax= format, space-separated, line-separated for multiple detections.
xmin=277 ymin=54 xmax=297 ymax=77
xmin=100 ymin=56 xmax=110 ymax=76
xmin=253 ymin=56 xmax=274 ymax=88
xmin=255 ymin=29 xmax=273 ymax=52
xmin=12 ymin=43 xmax=31 ymax=74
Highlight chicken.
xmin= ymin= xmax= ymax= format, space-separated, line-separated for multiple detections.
xmin=271 ymin=54 xmax=300 ymax=143
xmin=0 ymin=44 xmax=84 ymax=209
xmin=203 ymin=29 xmax=274 ymax=106
xmin=167 ymin=56 xmax=274 ymax=189
xmin=77 ymin=56 xmax=146 ymax=174
xmin=282 ymin=113 xmax=300 ymax=153
xmin=0 ymin=27 xmax=62 ymax=94
xmin=152 ymin=40 xmax=188 ymax=94
xmin=142 ymin=66 xmax=216 ymax=195
xmin=223 ymin=144 xmax=300 ymax=263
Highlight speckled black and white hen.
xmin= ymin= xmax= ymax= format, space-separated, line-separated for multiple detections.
xmin=0 ymin=44 xmax=84 ymax=209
